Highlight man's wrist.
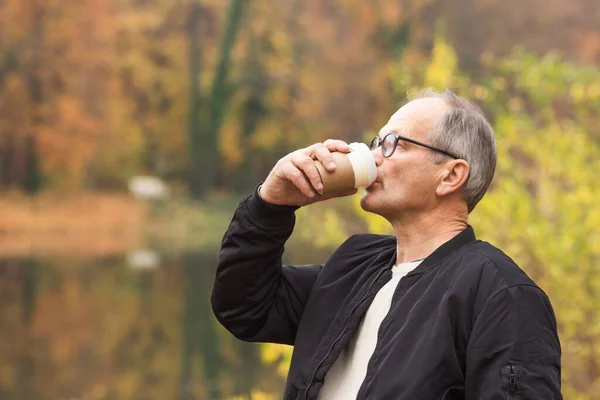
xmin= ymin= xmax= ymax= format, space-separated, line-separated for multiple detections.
xmin=245 ymin=184 xmax=299 ymax=227
xmin=257 ymin=183 xmax=277 ymax=205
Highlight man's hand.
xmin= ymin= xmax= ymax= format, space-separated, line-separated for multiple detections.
xmin=259 ymin=139 xmax=358 ymax=206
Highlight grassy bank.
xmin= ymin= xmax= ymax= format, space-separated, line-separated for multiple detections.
xmin=0 ymin=191 xmax=241 ymax=259
xmin=0 ymin=190 xmax=369 ymax=259
xmin=0 ymin=192 xmax=148 ymax=259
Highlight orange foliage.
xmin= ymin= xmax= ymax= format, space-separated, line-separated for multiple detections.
xmin=1 ymin=0 xmax=599 ymax=193
xmin=0 ymin=0 xmax=120 ymax=190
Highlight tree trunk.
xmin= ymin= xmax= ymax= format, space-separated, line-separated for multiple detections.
xmin=23 ymin=0 xmax=45 ymax=193
xmin=186 ymin=3 xmax=204 ymax=198
xmin=23 ymin=135 xmax=41 ymax=193
xmin=234 ymin=29 xmax=269 ymax=193
xmin=187 ymin=0 xmax=245 ymax=198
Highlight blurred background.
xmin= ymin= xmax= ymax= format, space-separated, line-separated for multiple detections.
xmin=0 ymin=0 xmax=599 ymax=399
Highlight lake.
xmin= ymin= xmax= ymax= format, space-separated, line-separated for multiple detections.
xmin=0 ymin=237 xmax=333 ymax=400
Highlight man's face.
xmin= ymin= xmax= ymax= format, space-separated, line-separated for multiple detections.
xmin=360 ymin=98 xmax=451 ymax=219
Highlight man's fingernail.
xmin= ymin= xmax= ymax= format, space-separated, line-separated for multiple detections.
xmin=329 ymin=162 xmax=336 ymax=168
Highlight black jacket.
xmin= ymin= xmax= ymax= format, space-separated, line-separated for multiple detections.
xmin=212 ymin=190 xmax=562 ymax=399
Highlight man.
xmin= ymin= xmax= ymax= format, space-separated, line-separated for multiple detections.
xmin=212 ymin=90 xmax=562 ymax=399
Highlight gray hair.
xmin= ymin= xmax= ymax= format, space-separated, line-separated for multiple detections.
xmin=411 ymin=89 xmax=497 ymax=213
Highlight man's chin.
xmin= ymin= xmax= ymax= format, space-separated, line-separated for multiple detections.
xmin=360 ymin=192 xmax=378 ymax=213
xmin=360 ymin=191 xmax=394 ymax=218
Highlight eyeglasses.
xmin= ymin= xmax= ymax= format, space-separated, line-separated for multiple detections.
xmin=369 ymin=132 xmax=459 ymax=159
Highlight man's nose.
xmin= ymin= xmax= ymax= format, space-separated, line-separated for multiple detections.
xmin=372 ymin=147 xmax=384 ymax=167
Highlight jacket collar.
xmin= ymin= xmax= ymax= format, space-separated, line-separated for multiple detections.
xmin=402 ymin=225 xmax=477 ymax=276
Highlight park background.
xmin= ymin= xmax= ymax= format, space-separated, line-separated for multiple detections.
xmin=1 ymin=0 xmax=599 ymax=399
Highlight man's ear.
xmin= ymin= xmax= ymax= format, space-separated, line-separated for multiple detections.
xmin=436 ymin=160 xmax=470 ymax=197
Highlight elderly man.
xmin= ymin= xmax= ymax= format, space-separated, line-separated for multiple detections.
xmin=212 ymin=90 xmax=562 ymax=399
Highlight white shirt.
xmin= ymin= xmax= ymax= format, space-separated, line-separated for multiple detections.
xmin=317 ymin=260 xmax=423 ymax=400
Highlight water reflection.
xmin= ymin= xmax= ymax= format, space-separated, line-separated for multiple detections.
xmin=0 ymin=249 xmax=285 ymax=400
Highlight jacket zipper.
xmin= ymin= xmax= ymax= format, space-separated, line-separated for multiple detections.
xmin=507 ymin=365 xmax=519 ymax=399
xmin=302 ymin=267 xmax=389 ymax=400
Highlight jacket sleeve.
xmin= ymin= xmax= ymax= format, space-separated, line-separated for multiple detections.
xmin=211 ymin=188 xmax=322 ymax=345
xmin=465 ymin=284 xmax=562 ymax=399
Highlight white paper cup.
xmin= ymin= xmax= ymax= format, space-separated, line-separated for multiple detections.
xmin=313 ymin=142 xmax=377 ymax=195
xmin=347 ymin=142 xmax=377 ymax=188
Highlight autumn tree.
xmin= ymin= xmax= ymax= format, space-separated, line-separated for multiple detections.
xmin=363 ymin=38 xmax=600 ymax=398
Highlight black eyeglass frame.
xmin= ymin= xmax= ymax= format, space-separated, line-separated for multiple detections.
xmin=370 ymin=132 xmax=460 ymax=159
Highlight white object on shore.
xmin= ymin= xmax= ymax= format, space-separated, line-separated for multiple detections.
xmin=127 ymin=249 xmax=160 ymax=270
xmin=128 ymin=176 xmax=170 ymax=200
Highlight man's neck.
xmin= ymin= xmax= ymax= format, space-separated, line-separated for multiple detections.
xmin=390 ymin=210 xmax=468 ymax=265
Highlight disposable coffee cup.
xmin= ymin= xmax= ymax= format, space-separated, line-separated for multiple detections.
xmin=313 ymin=142 xmax=377 ymax=195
